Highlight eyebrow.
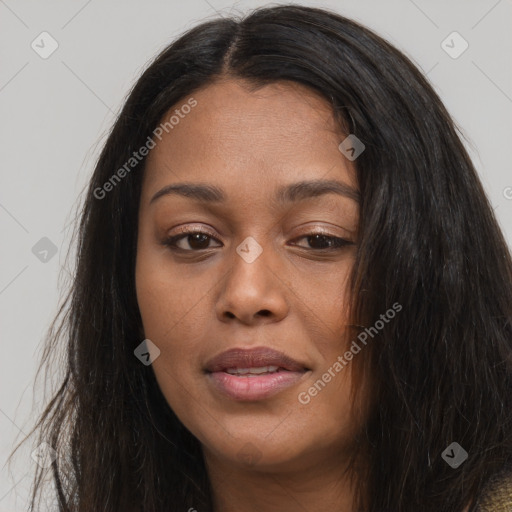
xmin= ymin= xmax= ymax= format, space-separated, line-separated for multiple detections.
xmin=149 ymin=179 xmax=360 ymax=205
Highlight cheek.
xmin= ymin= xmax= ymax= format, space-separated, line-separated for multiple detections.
xmin=135 ymin=237 xmax=211 ymax=338
xmin=300 ymin=368 xmax=360 ymax=444
xmin=290 ymin=261 xmax=354 ymax=349
xmin=135 ymin=247 xmax=211 ymax=397
xmin=136 ymin=268 xmax=209 ymax=416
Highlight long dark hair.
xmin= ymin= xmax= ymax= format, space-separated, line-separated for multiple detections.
xmin=15 ymin=4 xmax=512 ymax=511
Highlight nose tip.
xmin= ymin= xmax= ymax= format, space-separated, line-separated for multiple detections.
xmin=215 ymin=237 xmax=290 ymax=325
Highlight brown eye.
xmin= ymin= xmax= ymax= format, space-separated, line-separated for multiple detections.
xmin=183 ymin=233 xmax=211 ymax=250
xmin=291 ymin=233 xmax=353 ymax=251
xmin=163 ymin=231 xmax=222 ymax=251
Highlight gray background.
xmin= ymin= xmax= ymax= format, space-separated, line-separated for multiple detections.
xmin=1 ymin=0 xmax=511 ymax=509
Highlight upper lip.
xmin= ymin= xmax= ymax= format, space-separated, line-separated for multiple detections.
xmin=204 ymin=346 xmax=309 ymax=373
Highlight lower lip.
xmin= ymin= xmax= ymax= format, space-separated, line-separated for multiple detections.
xmin=206 ymin=369 xmax=308 ymax=401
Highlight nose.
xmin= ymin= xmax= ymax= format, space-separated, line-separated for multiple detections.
xmin=215 ymin=240 xmax=289 ymax=325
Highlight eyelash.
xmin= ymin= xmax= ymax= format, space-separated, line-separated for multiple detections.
xmin=162 ymin=229 xmax=353 ymax=253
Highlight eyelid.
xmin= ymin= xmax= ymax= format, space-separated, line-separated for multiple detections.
xmin=290 ymin=224 xmax=354 ymax=242
xmin=170 ymin=224 xmax=219 ymax=238
xmin=166 ymin=225 xmax=346 ymax=241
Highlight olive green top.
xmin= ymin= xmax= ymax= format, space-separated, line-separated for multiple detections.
xmin=476 ymin=471 xmax=512 ymax=511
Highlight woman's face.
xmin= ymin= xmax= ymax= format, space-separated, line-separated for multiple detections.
xmin=136 ymin=78 xmax=363 ymax=473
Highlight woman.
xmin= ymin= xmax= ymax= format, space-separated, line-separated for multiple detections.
xmin=18 ymin=4 xmax=512 ymax=511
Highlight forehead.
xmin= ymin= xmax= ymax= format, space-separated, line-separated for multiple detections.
xmin=142 ymin=78 xmax=357 ymax=198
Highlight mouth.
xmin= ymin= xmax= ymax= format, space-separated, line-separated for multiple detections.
xmin=223 ymin=365 xmax=286 ymax=376
xmin=204 ymin=346 xmax=311 ymax=401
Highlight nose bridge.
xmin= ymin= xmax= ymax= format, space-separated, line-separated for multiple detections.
xmin=229 ymin=233 xmax=275 ymax=291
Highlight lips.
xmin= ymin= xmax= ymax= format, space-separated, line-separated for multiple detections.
xmin=204 ymin=346 xmax=308 ymax=374
xmin=204 ymin=346 xmax=310 ymax=401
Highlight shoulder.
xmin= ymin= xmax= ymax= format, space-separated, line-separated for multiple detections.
xmin=475 ymin=469 xmax=512 ymax=512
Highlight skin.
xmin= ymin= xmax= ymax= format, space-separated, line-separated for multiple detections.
xmin=135 ymin=78 xmax=366 ymax=511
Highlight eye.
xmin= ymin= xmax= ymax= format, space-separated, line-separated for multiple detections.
xmin=289 ymin=233 xmax=354 ymax=251
xmin=162 ymin=230 xmax=222 ymax=251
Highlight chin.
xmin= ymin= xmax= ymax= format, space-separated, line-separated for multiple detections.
xmin=199 ymin=428 xmax=314 ymax=472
